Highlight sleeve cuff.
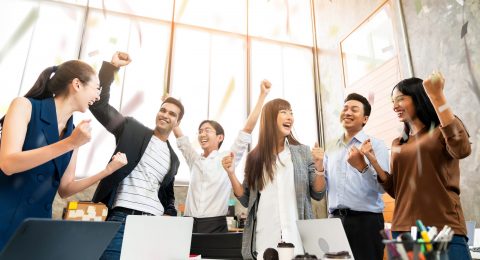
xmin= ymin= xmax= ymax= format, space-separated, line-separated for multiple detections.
xmin=237 ymin=131 xmax=252 ymax=144
xmin=176 ymin=136 xmax=190 ymax=148
xmin=103 ymin=61 xmax=120 ymax=71
xmin=440 ymin=117 xmax=469 ymax=139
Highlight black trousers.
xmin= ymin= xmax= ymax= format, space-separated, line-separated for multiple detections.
xmin=331 ymin=209 xmax=385 ymax=260
xmin=192 ymin=216 xmax=228 ymax=233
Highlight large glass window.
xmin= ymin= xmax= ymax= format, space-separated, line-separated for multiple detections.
xmin=340 ymin=4 xmax=396 ymax=86
xmin=0 ymin=1 xmax=37 ymax=114
xmin=18 ymin=2 xmax=85 ymax=96
xmin=250 ymin=40 xmax=317 ymax=147
xmin=249 ymin=0 xmax=313 ymax=46
xmin=0 ymin=0 xmax=320 ymax=185
xmin=175 ymin=0 xmax=246 ymax=34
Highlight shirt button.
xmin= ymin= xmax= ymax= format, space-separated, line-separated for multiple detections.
xmin=53 ymin=180 xmax=60 ymax=188
xmin=44 ymin=204 xmax=52 ymax=211
xmin=28 ymin=198 xmax=35 ymax=204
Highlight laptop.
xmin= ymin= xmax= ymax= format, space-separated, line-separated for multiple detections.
xmin=297 ymin=218 xmax=353 ymax=259
xmin=120 ymin=215 xmax=194 ymax=260
xmin=0 ymin=218 xmax=120 ymax=260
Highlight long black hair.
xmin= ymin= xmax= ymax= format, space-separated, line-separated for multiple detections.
xmin=0 ymin=60 xmax=95 ymax=129
xmin=391 ymin=77 xmax=440 ymax=144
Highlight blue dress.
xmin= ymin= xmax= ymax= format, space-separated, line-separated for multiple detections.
xmin=0 ymin=98 xmax=74 ymax=250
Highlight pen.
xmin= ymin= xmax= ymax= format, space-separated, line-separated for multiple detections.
xmin=416 ymin=220 xmax=433 ymax=252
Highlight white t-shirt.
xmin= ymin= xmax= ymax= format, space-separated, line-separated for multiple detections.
xmin=255 ymin=143 xmax=304 ymax=257
xmin=113 ymin=135 xmax=170 ymax=216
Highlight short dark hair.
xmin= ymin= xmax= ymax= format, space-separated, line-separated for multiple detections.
xmin=198 ymin=120 xmax=225 ymax=148
xmin=344 ymin=93 xmax=371 ymax=117
xmin=161 ymin=97 xmax=184 ymax=121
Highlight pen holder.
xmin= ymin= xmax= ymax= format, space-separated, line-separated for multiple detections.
xmin=383 ymin=240 xmax=449 ymax=260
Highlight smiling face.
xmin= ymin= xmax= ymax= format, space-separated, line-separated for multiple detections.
xmin=392 ymin=88 xmax=416 ymax=123
xmin=155 ymin=102 xmax=181 ymax=135
xmin=340 ymin=100 xmax=368 ymax=133
xmin=197 ymin=122 xmax=224 ymax=155
xmin=276 ymin=108 xmax=294 ymax=138
xmin=75 ymin=76 xmax=101 ymax=112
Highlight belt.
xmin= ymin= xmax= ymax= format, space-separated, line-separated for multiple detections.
xmin=331 ymin=208 xmax=381 ymax=217
xmin=112 ymin=206 xmax=155 ymax=216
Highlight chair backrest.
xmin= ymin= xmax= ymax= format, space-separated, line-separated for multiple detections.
xmin=190 ymin=232 xmax=243 ymax=259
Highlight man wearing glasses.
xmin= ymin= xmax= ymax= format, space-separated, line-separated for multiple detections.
xmin=173 ymin=80 xmax=271 ymax=233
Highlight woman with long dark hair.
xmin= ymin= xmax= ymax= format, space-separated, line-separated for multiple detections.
xmin=360 ymin=73 xmax=472 ymax=259
xmin=0 ymin=53 xmax=129 ymax=250
xmin=222 ymin=98 xmax=326 ymax=259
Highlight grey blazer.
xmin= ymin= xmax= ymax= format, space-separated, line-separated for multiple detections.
xmin=237 ymin=144 xmax=325 ymax=259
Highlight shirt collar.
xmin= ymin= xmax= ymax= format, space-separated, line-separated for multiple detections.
xmin=337 ymin=130 xmax=368 ymax=146
xmin=202 ymin=149 xmax=219 ymax=159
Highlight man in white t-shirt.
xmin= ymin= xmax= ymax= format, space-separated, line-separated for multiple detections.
xmin=173 ymin=80 xmax=271 ymax=233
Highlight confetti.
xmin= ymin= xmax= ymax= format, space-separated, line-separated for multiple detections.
xmin=461 ymin=21 xmax=468 ymax=39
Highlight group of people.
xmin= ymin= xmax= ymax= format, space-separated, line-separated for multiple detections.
xmin=0 ymin=51 xmax=472 ymax=260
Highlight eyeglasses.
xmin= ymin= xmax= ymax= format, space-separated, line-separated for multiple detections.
xmin=198 ymin=128 xmax=216 ymax=135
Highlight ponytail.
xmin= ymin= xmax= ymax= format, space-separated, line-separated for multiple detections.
xmin=23 ymin=66 xmax=58 ymax=99
xmin=1 ymin=60 xmax=95 ymax=131
xmin=0 ymin=66 xmax=57 ymax=130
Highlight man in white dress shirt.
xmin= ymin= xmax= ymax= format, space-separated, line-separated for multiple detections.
xmin=173 ymin=80 xmax=271 ymax=233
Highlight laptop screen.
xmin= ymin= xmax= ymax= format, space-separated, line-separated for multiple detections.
xmin=0 ymin=218 xmax=120 ymax=260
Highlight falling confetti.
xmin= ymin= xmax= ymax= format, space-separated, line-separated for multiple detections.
xmin=368 ymin=91 xmax=375 ymax=105
xmin=461 ymin=21 xmax=468 ymax=38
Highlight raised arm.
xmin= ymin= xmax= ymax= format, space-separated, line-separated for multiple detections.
xmin=242 ymin=79 xmax=271 ymax=133
xmin=0 ymin=98 xmax=91 ymax=175
xmin=89 ymin=52 xmax=131 ymax=136
xmin=58 ymin=151 xmax=127 ymax=198
xmin=222 ymin=152 xmax=244 ymax=198
xmin=423 ymin=72 xmax=471 ymax=159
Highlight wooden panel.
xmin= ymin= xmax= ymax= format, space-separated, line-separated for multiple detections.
xmin=345 ymin=57 xmax=404 ymax=149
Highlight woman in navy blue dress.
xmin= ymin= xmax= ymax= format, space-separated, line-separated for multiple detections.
xmin=0 ymin=52 xmax=130 ymax=250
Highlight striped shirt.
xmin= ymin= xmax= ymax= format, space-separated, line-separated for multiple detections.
xmin=113 ymin=135 xmax=170 ymax=216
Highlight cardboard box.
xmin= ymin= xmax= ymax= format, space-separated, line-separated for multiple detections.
xmin=63 ymin=201 xmax=108 ymax=221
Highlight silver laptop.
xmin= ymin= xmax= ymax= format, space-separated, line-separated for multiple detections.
xmin=297 ymin=218 xmax=353 ymax=259
xmin=120 ymin=215 xmax=194 ymax=260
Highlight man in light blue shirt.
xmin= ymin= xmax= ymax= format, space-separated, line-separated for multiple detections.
xmin=324 ymin=93 xmax=389 ymax=260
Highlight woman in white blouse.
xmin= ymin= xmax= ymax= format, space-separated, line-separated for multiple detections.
xmin=222 ymin=98 xmax=326 ymax=259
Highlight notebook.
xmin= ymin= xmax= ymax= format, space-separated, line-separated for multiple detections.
xmin=297 ymin=218 xmax=353 ymax=259
xmin=0 ymin=218 xmax=120 ymax=260
xmin=120 ymin=215 xmax=194 ymax=260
